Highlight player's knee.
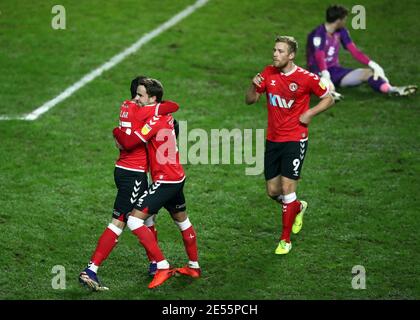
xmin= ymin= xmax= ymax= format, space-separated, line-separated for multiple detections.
xmin=171 ymin=211 xmax=187 ymax=222
xmin=173 ymin=215 xmax=192 ymax=231
xmin=267 ymin=181 xmax=282 ymax=198
xmin=267 ymin=188 xmax=281 ymax=200
xmin=281 ymin=187 xmax=292 ymax=195
xmin=131 ymin=208 xmax=148 ymax=220
xmin=111 ymin=218 xmax=126 ymax=230
xmin=268 ymin=193 xmax=278 ymax=200
xmin=281 ymin=183 xmax=296 ymax=195
xmin=363 ymin=68 xmax=373 ymax=81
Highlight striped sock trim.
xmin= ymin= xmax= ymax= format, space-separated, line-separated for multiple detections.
xmin=107 ymin=223 xmax=123 ymax=236
xmin=175 ymin=217 xmax=192 ymax=231
xmin=88 ymin=263 xmax=99 ymax=273
xmin=127 ymin=216 xmax=144 ymax=231
xmin=157 ymin=260 xmax=170 ymax=269
xmin=283 ymin=192 xmax=297 ymax=204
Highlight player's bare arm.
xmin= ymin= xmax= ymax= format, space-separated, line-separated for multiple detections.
xmin=245 ymin=73 xmax=263 ymax=104
xmin=299 ymin=94 xmax=334 ymax=125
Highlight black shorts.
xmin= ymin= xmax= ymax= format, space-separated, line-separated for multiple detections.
xmin=264 ymin=139 xmax=308 ymax=181
xmin=134 ymin=180 xmax=187 ymax=215
xmin=113 ymin=167 xmax=148 ymax=222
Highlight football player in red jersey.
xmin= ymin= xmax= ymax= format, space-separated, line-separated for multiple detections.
xmin=246 ymin=36 xmax=335 ymax=254
xmin=79 ymin=77 xmax=180 ymax=291
xmin=113 ymin=105 xmax=200 ymax=289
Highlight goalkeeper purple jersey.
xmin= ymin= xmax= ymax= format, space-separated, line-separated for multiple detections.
xmin=306 ymin=24 xmax=353 ymax=70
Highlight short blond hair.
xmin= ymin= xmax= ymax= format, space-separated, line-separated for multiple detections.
xmin=275 ymin=36 xmax=298 ymax=55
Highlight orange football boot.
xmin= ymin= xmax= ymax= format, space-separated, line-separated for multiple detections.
xmin=148 ymin=269 xmax=175 ymax=289
xmin=176 ymin=265 xmax=201 ymax=278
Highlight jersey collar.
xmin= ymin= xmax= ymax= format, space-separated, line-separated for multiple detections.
xmin=280 ymin=64 xmax=298 ymax=77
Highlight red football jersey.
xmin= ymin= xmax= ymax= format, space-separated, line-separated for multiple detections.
xmin=256 ymin=65 xmax=329 ymax=142
xmin=115 ymin=100 xmax=178 ymax=172
xmin=134 ymin=114 xmax=185 ymax=183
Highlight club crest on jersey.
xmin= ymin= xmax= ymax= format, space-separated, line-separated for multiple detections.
xmin=289 ymin=83 xmax=298 ymax=92
xmin=313 ymin=36 xmax=321 ymax=47
xmin=141 ymin=124 xmax=152 ymax=135
xmin=268 ymin=93 xmax=295 ymax=109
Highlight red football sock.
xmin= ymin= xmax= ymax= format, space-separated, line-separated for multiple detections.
xmin=132 ymin=225 xmax=165 ymax=262
xmin=181 ymin=225 xmax=198 ymax=262
xmin=280 ymin=199 xmax=301 ymax=242
xmin=148 ymin=225 xmax=158 ymax=241
xmin=91 ymin=227 xmax=119 ymax=266
xmin=145 ymin=225 xmax=158 ymax=262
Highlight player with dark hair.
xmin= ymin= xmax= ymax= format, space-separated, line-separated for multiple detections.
xmin=131 ymin=76 xmax=180 ymax=137
xmin=113 ymin=106 xmax=201 ymax=289
xmin=246 ymin=36 xmax=335 ymax=254
xmin=78 ymin=77 xmax=179 ymax=291
xmin=306 ymin=4 xmax=417 ymax=99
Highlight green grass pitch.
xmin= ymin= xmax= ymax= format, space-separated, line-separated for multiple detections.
xmin=0 ymin=0 xmax=419 ymax=299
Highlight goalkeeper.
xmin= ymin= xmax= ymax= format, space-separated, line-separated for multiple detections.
xmin=306 ymin=4 xmax=417 ymax=100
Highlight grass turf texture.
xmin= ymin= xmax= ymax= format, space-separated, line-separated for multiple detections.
xmin=0 ymin=0 xmax=419 ymax=299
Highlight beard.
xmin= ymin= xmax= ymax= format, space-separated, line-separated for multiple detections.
xmin=273 ymin=59 xmax=288 ymax=69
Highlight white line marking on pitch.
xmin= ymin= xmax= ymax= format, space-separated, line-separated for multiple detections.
xmin=0 ymin=0 xmax=209 ymax=121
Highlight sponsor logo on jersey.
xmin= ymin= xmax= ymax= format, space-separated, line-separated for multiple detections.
xmin=271 ymin=80 xmax=276 ymax=86
xmin=119 ymin=120 xmax=131 ymax=128
xmin=141 ymin=124 xmax=152 ymax=135
xmin=289 ymin=83 xmax=298 ymax=92
xmin=268 ymin=93 xmax=295 ymax=109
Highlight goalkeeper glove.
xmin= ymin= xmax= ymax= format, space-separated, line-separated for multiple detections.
xmin=368 ymin=60 xmax=389 ymax=83
xmin=320 ymin=70 xmax=335 ymax=92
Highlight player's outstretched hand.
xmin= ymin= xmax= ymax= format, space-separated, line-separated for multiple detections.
xmin=321 ymin=70 xmax=335 ymax=92
xmin=252 ymin=73 xmax=264 ymax=88
xmin=330 ymin=90 xmax=344 ymax=102
xmin=368 ymin=61 xmax=389 ymax=83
